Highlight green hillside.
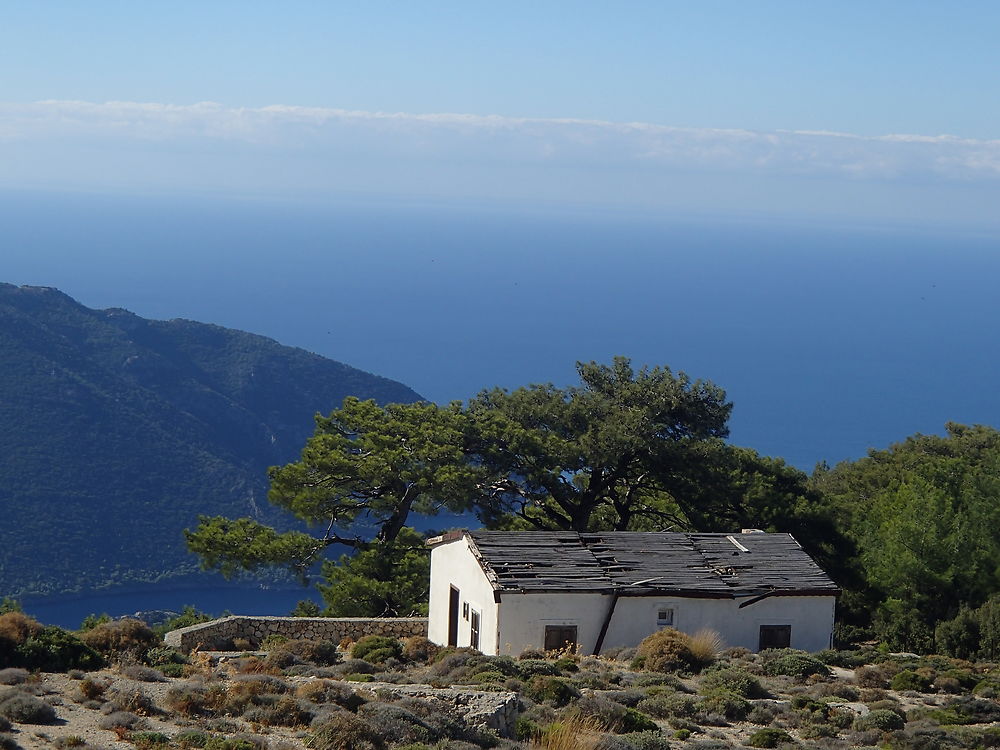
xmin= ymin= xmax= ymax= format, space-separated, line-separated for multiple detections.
xmin=0 ymin=283 xmax=423 ymax=596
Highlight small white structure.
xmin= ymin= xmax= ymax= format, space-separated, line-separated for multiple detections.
xmin=427 ymin=530 xmax=838 ymax=655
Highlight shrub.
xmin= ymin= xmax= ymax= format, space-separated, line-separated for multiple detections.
xmin=854 ymin=708 xmax=905 ymax=732
xmin=890 ymin=670 xmax=933 ymax=692
xmin=358 ymin=701 xmax=438 ymax=745
xmin=336 ymin=658 xmax=377 ymax=675
xmin=73 ymin=677 xmax=108 ymax=702
xmin=105 ymin=684 xmax=157 ymax=716
xmin=617 ymin=730 xmax=671 ymax=750
xmin=401 ymin=636 xmax=439 ymax=663
xmin=698 ymin=689 xmax=751 ymax=721
xmin=308 ymin=711 xmax=385 ymax=750
xmin=525 ymin=676 xmax=580 ymax=706
xmin=815 ymin=649 xmax=869 ymax=669
xmin=0 ymin=689 xmax=57 ymax=724
xmin=271 ymin=638 xmax=341 ymax=667
xmin=700 ymin=667 xmax=764 ymax=698
xmin=242 ymin=695 xmax=314 ymax=727
xmin=928 ymin=696 xmax=1000 ymax=725
xmin=0 ymin=714 xmax=9 ymax=732
xmin=131 ymin=732 xmax=171 ymax=748
xmin=80 ymin=619 xmax=159 ymax=658
xmin=636 ymin=692 xmax=696 ymax=719
xmin=165 ymin=683 xmax=209 ymax=716
xmin=579 ymin=697 xmax=632 ymax=731
xmin=174 ymin=729 xmax=211 ymax=747
xmin=0 ymin=613 xmax=41 ymax=645
xmin=295 ymin=680 xmax=366 ymax=711
xmin=746 ymin=728 xmax=793 ymax=748
xmin=0 ymin=670 xmax=27 ymax=686
xmin=121 ymin=665 xmax=166 ymax=682
xmin=97 ymin=710 xmax=147 ymax=730
xmin=13 ymin=626 xmax=102 ymax=672
xmin=635 ymin=628 xmax=697 ymax=673
xmin=351 ymin=636 xmax=402 ymax=662
xmin=760 ymin=650 xmax=829 ymax=679
xmin=854 ymin=665 xmax=889 ymax=689
xmin=517 ymin=660 xmax=560 ymax=679
xmin=145 ymin=646 xmax=187 ymax=668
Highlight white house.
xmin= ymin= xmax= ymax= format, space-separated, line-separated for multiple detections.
xmin=427 ymin=530 xmax=838 ymax=656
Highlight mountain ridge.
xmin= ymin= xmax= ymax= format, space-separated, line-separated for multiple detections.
xmin=0 ymin=283 xmax=424 ymax=596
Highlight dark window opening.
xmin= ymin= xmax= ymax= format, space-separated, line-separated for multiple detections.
xmin=448 ymin=586 xmax=460 ymax=647
xmin=759 ymin=625 xmax=791 ymax=650
xmin=544 ymin=625 xmax=578 ymax=652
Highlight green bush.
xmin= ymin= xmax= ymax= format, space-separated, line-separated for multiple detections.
xmin=701 ymin=667 xmax=764 ymax=698
xmin=854 ymin=708 xmax=905 ymax=731
xmin=636 ymin=691 xmax=696 ymax=719
xmin=13 ymin=626 xmax=102 ymax=672
xmin=935 ymin=609 xmax=980 ymax=660
xmin=890 ymin=669 xmax=933 ymax=692
xmin=699 ymin=689 xmax=751 ymax=721
xmin=746 ymin=728 xmax=794 ymax=748
xmin=619 ymin=730 xmax=671 ymax=750
xmin=350 ymin=636 xmax=403 ymax=662
xmin=620 ymin=708 xmax=658 ymax=733
xmin=524 ymin=676 xmax=580 ymax=706
xmin=760 ymin=649 xmax=829 ymax=679
xmin=516 ymin=659 xmax=559 ymax=679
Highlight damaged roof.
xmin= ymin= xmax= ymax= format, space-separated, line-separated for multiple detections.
xmin=451 ymin=530 xmax=837 ymax=597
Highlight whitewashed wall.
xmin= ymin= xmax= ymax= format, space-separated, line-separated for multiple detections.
xmin=495 ymin=592 xmax=609 ymax=656
xmin=603 ymin=595 xmax=835 ymax=653
xmin=428 ymin=537 xmax=500 ymax=654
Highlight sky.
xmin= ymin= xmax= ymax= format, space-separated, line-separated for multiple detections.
xmin=2 ymin=1 xmax=1000 ymax=225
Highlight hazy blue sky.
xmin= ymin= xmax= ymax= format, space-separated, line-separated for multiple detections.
xmin=2 ymin=2 xmax=999 ymax=222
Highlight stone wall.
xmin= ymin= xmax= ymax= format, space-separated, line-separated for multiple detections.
xmin=163 ymin=615 xmax=427 ymax=652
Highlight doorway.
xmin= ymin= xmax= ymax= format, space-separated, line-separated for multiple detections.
xmin=448 ymin=586 xmax=460 ymax=647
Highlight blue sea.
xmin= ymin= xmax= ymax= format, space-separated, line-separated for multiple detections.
xmin=4 ymin=189 xmax=999 ymax=623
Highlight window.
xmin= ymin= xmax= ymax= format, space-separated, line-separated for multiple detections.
xmin=463 ymin=602 xmax=469 ymax=620
xmin=470 ymin=609 xmax=481 ymax=650
xmin=543 ymin=625 xmax=578 ymax=652
xmin=656 ymin=608 xmax=674 ymax=628
xmin=759 ymin=625 xmax=791 ymax=650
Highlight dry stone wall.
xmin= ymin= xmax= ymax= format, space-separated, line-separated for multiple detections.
xmin=163 ymin=615 xmax=427 ymax=652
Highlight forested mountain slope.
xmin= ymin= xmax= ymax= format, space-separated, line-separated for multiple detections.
xmin=0 ymin=284 xmax=423 ymax=596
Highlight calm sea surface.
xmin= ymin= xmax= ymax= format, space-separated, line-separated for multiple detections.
xmin=5 ymin=190 xmax=999 ymax=622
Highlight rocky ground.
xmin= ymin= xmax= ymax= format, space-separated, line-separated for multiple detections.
xmin=3 ymin=625 xmax=1000 ymax=750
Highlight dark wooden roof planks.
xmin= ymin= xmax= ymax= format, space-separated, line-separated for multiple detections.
xmin=441 ymin=530 xmax=838 ymax=598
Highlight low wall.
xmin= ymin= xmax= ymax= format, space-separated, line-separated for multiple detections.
xmin=163 ymin=615 xmax=427 ymax=652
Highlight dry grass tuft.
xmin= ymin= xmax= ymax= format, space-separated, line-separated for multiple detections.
xmin=529 ymin=713 xmax=605 ymax=750
xmin=689 ymin=628 xmax=724 ymax=666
